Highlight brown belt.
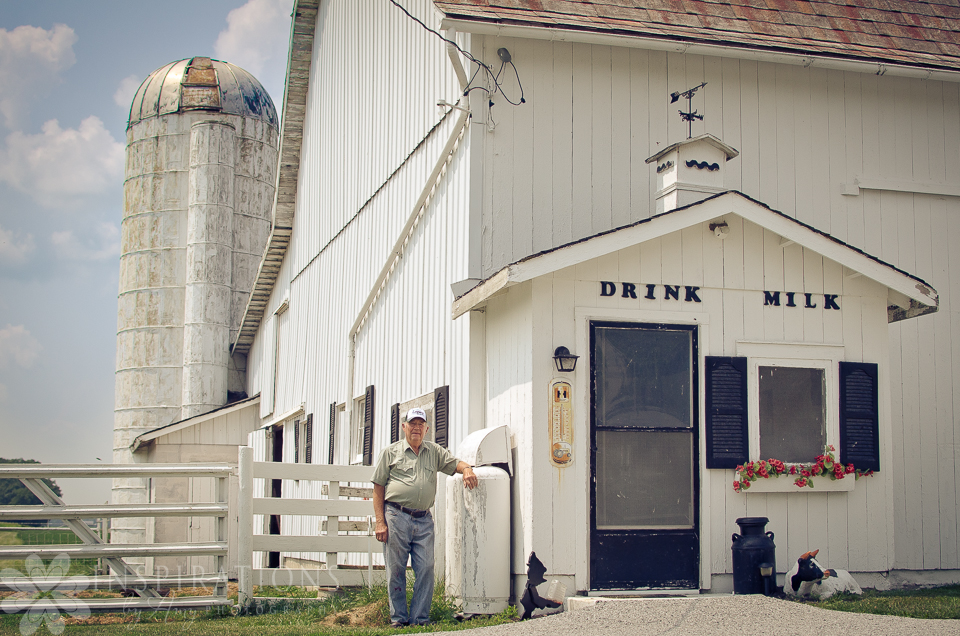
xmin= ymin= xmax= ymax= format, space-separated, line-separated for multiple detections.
xmin=385 ymin=501 xmax=429 ymax=518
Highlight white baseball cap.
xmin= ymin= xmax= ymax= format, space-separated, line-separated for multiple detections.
xmin=405 ymin=408 xmax=427 ymax=423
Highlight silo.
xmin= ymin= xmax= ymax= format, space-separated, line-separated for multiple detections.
xmin=114 ymin=57 xmax=278 ymax=556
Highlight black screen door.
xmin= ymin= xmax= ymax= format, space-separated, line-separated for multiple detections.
xmin=590 ymin=322 xmax=699 ymax=589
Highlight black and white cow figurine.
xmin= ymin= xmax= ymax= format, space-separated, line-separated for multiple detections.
xmin=784 ymin=549 xmax=862 ymax=599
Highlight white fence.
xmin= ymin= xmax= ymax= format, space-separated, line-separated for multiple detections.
xmin=236 ymin=446 xmax=378 ymax=605
xmin=0 ymin=451 xmax=381 ymax=612
xmin=0 ymin=463 xmax=232 ymax=613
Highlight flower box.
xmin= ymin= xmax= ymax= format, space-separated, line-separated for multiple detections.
xmin=736 ymin=475 xmax=855 ymax=493
xmin=732 ymin=447 xmax=873 ymax=494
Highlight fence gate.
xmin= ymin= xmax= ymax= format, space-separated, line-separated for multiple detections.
xmin=0 ymin=463 xmax=233 ymax=612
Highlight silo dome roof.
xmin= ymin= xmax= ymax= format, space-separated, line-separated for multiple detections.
xmin=127 ymin=57 xmax=278 ymax=129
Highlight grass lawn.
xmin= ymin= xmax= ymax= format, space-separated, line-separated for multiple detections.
xmin=802 ymin=584 xmax=960 ymax=620
xmin=0 ymin=576 xmax=518 ymax=635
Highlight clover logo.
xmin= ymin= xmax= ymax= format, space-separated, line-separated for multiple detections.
xmin=1 ymin=554 xmax=90 ymax=635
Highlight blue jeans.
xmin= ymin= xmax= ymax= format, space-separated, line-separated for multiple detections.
xmin=383 ymin=505 xmax=435 ymax=624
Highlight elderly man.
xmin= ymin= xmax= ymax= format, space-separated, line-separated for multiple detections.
xmin=372 ymin=407 xmax=478 ymax=627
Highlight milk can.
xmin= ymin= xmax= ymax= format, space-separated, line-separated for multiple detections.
xmin=731 ymin=517 xmax=776 ymax=594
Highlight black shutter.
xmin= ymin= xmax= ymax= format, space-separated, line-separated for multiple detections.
xmin=328 ymin=403 xmax=336 ymax=465
xmin=434 ymin=385 xmax=450 ymax=448
xmin=390 ymin=403 xmax=400 ymax=444
xmin=294 ymin=418 xmax=300 ymax=463
xmin=363 ymin=385 xmax=375 ymax=466
xmin=839 ymin=361 xmax=880 ymax=472
xmin=705 ymin=356 xmax=749 ymax=468
xmin=304 ymin=413 xmax=313 ymax=464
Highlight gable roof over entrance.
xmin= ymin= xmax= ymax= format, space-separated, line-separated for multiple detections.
xmin=436 ymin=1 xmax=960 ymax=75
xmin=451 ymin=190 xmax=938 ymax=322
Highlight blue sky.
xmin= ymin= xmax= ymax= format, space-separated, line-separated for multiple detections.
xmin=0 ymin=0 xmax=292 ymax=504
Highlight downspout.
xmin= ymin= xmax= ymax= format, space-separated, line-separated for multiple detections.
xmin=344 ymin=105 xmax=470 ymax=428
xmin=344 ymin=29 xmax=472 ymax=428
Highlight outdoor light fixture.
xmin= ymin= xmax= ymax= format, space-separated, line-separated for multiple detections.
xmin=759 ymin=562 xmax=775 ymax=596
xmin=553 ymin=346 xmax=579 ymax=373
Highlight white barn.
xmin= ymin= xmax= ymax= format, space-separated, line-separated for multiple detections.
xmin=183 ymin=0 xmax=960 ymax=596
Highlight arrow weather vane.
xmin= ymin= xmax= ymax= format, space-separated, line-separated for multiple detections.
xmin=670 ymin=82 xmax=707 ymax=139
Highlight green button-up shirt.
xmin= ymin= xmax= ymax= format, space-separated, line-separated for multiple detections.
xmin=372 ymin=439 xmax=460 ymax=511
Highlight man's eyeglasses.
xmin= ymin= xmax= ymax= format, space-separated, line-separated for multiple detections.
xmin=405 ymin=421 xmax=426 ymax=428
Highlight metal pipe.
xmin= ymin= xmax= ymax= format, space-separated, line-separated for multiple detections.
xmin=439 ymin=18 xmax=960 ymax=84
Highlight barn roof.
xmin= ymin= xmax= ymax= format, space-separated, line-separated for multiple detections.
xmin=435 ymin=1 xmax=960 ymax=73
xmin=451 ymin=190 xmax=939 ymax=323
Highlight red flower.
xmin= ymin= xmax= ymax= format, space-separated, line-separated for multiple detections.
xmin=789 ymin=465 xmax=797 ymax=475
xmin=801 ymin=468 xmax=811 ymax=477
xmin=846 ymin=464 xmax=855 ymax=474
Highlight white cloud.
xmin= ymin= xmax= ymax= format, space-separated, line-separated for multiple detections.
xmin=215 ymin=0 xmax=292 ymax=78
xmin=0 ymin=116 xmax=124 ymax=207
xmin=51 ymin=222 xmax=119 ymax=262
xmin=0 ymin=324 xmax=41 ymax=369
xmin=0 ymin=223 xmax=35 ymax=264
xmin=0 ymin=24 xmax=77 ymax=130
xmin=114 ymin=73 xmax=142 ymax=109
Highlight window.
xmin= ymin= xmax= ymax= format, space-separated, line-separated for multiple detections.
xmin=291 ymin=415 xmax=313 ymax=464
xmin=705 ymin=346 xmax=880 ymax=473
xmin=350 ymin=396 xmax=365 ymax=465
xmin=758 ymin=366 xmax=825 ymax=462
xmin=750 ymin=356 xmax=837 ymax=463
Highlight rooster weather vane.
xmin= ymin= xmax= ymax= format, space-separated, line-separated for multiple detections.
xmin=670 ymin=82 xmax=707 ymax=139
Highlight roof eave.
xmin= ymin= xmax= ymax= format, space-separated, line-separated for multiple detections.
xmin=232 ymin=0 xmax=319 ymax=357
xmin=438 ymin=16 xmax=960 ymax=83
xmin=452 ymin=191 xmax=938 ymax=320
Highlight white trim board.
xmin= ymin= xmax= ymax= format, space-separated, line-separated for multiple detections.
xmin=841 ymin=177 xmax=960 ymax=198
xmin=452 ymin=191 xmax=938 ymax=319
xmin=259 ymin=403 xmax=306 ymax=430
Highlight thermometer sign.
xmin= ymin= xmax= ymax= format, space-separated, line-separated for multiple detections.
xmin=549 ymin=379 xmax=573 ymax=467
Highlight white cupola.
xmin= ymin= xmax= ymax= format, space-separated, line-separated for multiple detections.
xmin=645 ymin=133 xmax=739 ymax=214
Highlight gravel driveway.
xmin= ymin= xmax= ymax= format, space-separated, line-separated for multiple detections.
xmin=438 ymin=595 xmax=958 ymax=636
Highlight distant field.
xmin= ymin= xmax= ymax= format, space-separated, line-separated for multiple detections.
xmin=0 ymin=524 xmax=98 ymax=577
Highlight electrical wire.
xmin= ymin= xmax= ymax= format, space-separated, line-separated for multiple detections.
xmin=387 ymin=0 xmax=525 ymax=106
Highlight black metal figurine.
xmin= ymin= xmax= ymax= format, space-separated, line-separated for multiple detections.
xmin=670 ymin=82 xmax=707 ymax=139
xmin=519 ymin=551 xmax=561 ymax=620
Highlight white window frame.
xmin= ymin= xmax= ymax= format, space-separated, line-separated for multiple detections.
xmin=350 ymin=396 xmax=365 ymax=465
xmin=737 ymin=341 xmax=843 ymax=462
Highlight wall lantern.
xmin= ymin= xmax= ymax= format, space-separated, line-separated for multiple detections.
xmin=553 ymin=346 xmax=579 ymax=373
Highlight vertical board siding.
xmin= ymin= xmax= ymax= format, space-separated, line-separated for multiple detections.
xmin=477 ymin=36 xmax=960 ymax=576
xmin=242 ymin=0 xmax=473 ymax=568
xmin=239 ymin=13 xmax=960 ymax=579
xmin=496 ymin=222 xmax=897 ymax=588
